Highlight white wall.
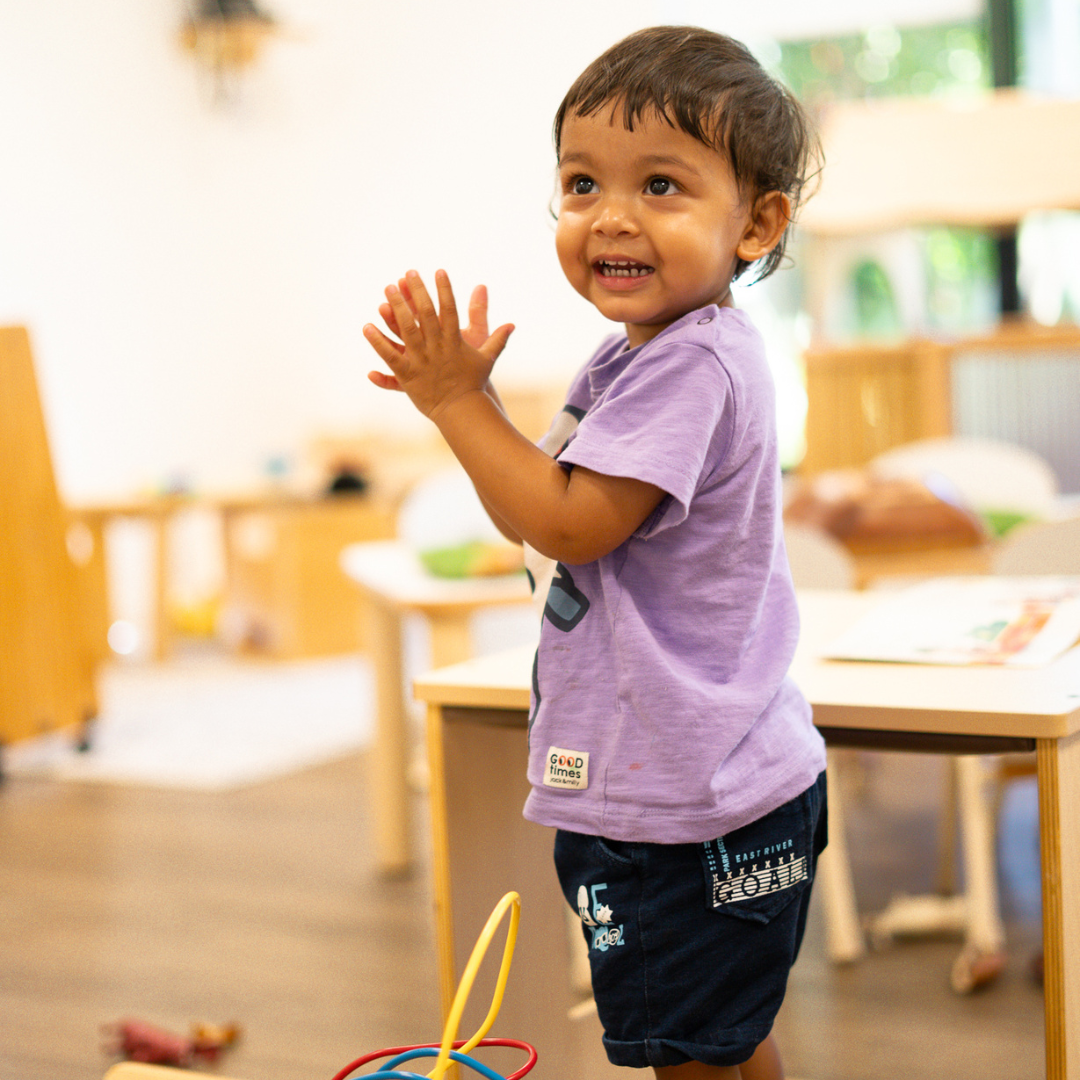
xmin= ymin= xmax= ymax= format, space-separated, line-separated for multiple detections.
xmin=0 ymin=0 xmax=659 ymax=501
xmin=0 ymin=0 xmax=981 ymax=502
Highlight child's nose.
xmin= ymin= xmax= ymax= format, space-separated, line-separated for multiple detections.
xmin=591 ymin=196 xmax=638 ymax=237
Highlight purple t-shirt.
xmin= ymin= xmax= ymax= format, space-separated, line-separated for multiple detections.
xmin=522 ymin=305 xmax=825 ymax=844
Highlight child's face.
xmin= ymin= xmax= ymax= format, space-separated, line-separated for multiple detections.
xmin=556 ymin=107 xmax=757 ymax=348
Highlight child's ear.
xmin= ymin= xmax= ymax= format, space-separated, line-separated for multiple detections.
xmin=736 ymin=192 xmax=791 ymax=264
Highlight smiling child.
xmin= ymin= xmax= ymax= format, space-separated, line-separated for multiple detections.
xmin=365 ymin=26 xmax=826 ymax=1080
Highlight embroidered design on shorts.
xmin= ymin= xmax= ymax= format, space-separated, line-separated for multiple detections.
xmin=575 ymin=882 xmax=625 ymax=951
xmin=701 ymin=836 xmax=808 ymax=908
xmin=544 ymin=747 xmax=589 ymax=790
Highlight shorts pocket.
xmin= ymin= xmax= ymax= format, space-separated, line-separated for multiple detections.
xmin=595 ymin=836 xmax=635 ymax=865
xmin=698 ymin=777 xmax=823 ymax=925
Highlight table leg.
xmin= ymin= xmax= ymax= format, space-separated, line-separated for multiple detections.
xmin=817 ymin=749 xmax=866 ymax=963
xmin=427 ymin=611 xmax=474 ymax=669
xmin=1038 ymin=729 xmax=1080 ymax=1080
xmin=425 ymin=703 xmax=458 ymax=1023
xmin=150 ymin=512 xmax=171 ymax=662
xmin=429 ymin=704 xmax=620 ymax=1080
xmin=364 ymin=596 xmax=412 ymax=876
xmin=949 ymin=755 xmax=1006 ymax=993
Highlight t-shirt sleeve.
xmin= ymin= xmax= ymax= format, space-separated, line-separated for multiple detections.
xmin=555 ymin=341 xmax=732 ymax=537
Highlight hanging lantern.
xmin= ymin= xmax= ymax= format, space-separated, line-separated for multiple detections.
xmin=180 ymin=0 xmax=277 ymax=73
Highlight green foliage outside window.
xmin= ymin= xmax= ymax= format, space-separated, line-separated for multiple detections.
xmin=779 ymin=21 xmax=1001 ymax=336
xmin=779 ymin=22 xmax=990 ymax=105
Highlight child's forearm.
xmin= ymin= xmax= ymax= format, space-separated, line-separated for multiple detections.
xmin=429 ymin=389 xmax=658 ymax=565
xmin=365 ymin=270 xmax=662 ymax=561
xmin=475 ymin=382 xmax=525 ymax=546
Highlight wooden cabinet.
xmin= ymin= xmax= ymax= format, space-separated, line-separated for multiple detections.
xmin=223 ymin=496 xmax=396 ymax=658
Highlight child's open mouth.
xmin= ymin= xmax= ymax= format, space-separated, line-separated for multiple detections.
xmin=594 ymin=259 xmax=655 ymax=279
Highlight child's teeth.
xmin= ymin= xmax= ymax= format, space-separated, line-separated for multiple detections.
xmin=602 ymin=262 xmax=650 ymax=277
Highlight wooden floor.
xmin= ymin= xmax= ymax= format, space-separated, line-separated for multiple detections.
xmin=0 ymin=740 xmax=1047 ymax=1080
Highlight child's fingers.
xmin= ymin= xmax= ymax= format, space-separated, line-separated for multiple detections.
xmin=397 ymin=277 xmax=418 ymax=314
xmin=434 ymin=270 xmax=461 ymax=338
xmin=402 ymin=271 xmax=441 ymax=338
xmin=384 ymin=284 xmax=423 ymax=344
xmin=376 ymin=302 xmax=407 ymax=356
xmin=480 ymin=322 xmax=515 ymax=363
xmin=363 ymin=322 xmax=406 ymax=367
xmin=379 ymin=301 xmax=403 ymax=341
xmin=367 ymin=370 xmax=404 ymax=391
xmin=466 ymin=284 xmax=489 ymax=339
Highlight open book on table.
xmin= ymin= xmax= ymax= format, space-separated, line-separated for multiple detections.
xmin=823 ymin=576 xmax=1080 ymax=668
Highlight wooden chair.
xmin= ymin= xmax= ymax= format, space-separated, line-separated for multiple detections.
xmin=857 ymin=440 xmax=1069 ymax=991
xmin=783 ymin=524 xmax=866 ymax=963
xmin=993 ymin=515 xmax=1080 ymax=575
xmin=870 ymin=436 xmax=1060 ymax=526
xmin=801 ymin=339 xmax=951 ymax=475
xmin=0 ymin=326 xmax=99 ymax=754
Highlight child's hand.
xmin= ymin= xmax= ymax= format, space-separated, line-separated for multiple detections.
xmin=364 ymin=270 xmax=514 ymax=420
xmin=378 ymin=278 xmax=499 ymax=358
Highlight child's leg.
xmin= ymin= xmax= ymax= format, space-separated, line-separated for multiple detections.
xmin=735 ymin=1034 xmax=784 ymax=1080
xmin=654 ymin=1061 xmax=741 ymax=1080
xmin=653 ymin=1035 xmax=783 ymax=1080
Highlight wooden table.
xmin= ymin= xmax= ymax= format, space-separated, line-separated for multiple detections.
xmin=340 ymin=540 xmax=534 ymax=875
xmin=70 ymin=491 xmax=395 ymax=662
xmin=414 ymin=589 xmax=1080 ymax=1080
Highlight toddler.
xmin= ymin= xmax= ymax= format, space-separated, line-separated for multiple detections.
xmin=365 ymin=25 xmax=827 ymax=1080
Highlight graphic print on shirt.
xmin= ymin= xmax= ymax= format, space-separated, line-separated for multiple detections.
xmin=525 ymin=405 xmax=591 ymax=753
xmin=522 ymin=404 xmax=587 ymax=612
xmin=575 ymin=882 xmax=626 ymax=952
xmin=700 ymin=833 xmax=808 ymax=909
xmin=530 ymin=561 xmax=590 ymax=752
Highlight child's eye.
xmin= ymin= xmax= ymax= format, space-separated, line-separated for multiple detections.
xmin=646 ymin=177 xmax=679 ymax=195
xmin=568 ymin=176 xmax=596 ymax=196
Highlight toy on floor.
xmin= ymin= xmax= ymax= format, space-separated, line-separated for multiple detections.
xmin=330 ymin=891 xmax=537 ymax=1080
xmin=102 ymin=1017 xmax=241 ymax=1068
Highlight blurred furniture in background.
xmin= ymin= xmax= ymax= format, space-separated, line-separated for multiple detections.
xmin=783 ymin=483 xmax=1080 ymax=988
xmin=222 ymin=493 xmax=395 ymax=658
xmin=69 ymin=490 xmax=397 ymax=662
xmin=785 ymin=460 xmax=994 ymax=589
xmin=60 ymin=382 xmax=564 ymax=667
xmin=784 ymin=524 xmax=865 ymax=964
xmin=871 ymin=436 xmax=1060 ymax=528
xmin=801 ymin=337 xmax=951 ymax=476
xmin=802 ymin=326 xmax=1080 ymax=500
xmin=105 ymin=1065 xmax=240 ymax=1080
xmin=787 ymin=434 xmax=1071 ymax=588
xmin=800 ymin=91 xmax=1080 ymax=242
xmin=799 ymin=89 xmax=1080 ymax=496
xmin=994 ymin=516 xmax=1080 ymax=576
xmin=415 ymin=594 xmax=1080 ymax=1080
xmin=342 ymin=540 xmax=532 ymax=876
xmin=338 ymin=452 xmax=550 ymax=876
xmin=983 ymin=516 xmax=1080 ymax=882
xmin=1 ymin=326 xmax=99 ymax=748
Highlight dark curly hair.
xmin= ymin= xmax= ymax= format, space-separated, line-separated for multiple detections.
xmin=554 ymin=26 xmax=822 ymax=282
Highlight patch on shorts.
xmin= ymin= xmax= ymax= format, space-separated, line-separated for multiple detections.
xmin=575 ymin=882 xmax=626 ymax=951
xmin=543 ymin=746 xmax=589 ymax=789
xmin=700 ymin=835 xmax=808 ymax=909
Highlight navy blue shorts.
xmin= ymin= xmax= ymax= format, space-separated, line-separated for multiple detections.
xmin=553 ymin=771 xmax=827 ymax=1069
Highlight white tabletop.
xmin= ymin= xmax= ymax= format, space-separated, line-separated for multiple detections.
xmin=341 ymin=540 xmax=533 ymax=611
xmin=415 ymin=588 xmax=1080 ymax=740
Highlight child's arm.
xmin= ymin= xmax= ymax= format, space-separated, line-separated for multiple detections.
xmin=374 ymin=279 xmax=525 ymax=546
xmin=365 ymin=270 xmax=664 ymax=565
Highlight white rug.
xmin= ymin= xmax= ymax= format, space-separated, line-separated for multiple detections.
xmin=4 ymin=653 xmax=374 ymax=790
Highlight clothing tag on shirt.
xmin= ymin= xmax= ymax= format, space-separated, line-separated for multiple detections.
xmin=543 ymin=747 xmax=589 ymax=790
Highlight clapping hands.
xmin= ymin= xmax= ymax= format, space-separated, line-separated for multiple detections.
xmin=364 ymin=269 xmax=514 ymax=421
